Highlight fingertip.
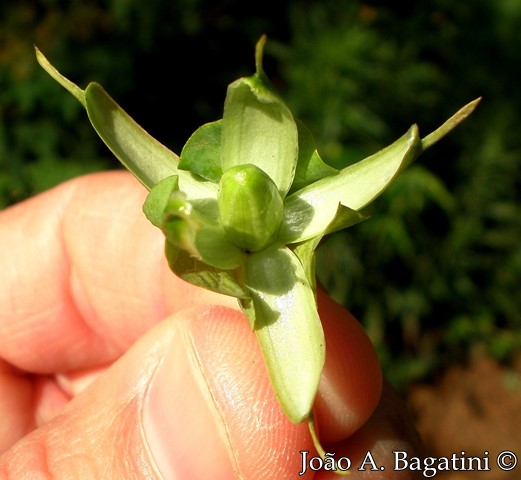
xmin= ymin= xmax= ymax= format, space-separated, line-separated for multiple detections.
xmin=314 ymin=382 xmax=424 ymax=480
xmin=314 ymin=290 xmax=382 ymax=444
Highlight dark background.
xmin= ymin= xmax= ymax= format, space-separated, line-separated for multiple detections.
xmin=1 ymin=0 xmax=520 ymax=389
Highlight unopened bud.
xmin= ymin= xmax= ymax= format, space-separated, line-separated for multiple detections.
xmin=218 ymin=164 xmax=283 ymax=252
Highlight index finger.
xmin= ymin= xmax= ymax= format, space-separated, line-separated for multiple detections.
xmin=0 ymin=171 xmax=235 ymax=374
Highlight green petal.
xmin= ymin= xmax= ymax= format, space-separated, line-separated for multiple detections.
xmin=280 ymin=125 xmax=422 ymax=243
xmin=165 ymin=242 xmax=248 ymax=298
xmin=179 ymin=120 xmax=223 ymax=183
xmin=243 ymin=245 xmax=325 ymax=423
xmin=221 ymin=54 xmax=298 ymax=196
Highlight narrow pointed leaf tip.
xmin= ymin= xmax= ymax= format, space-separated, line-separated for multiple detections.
xmin=221 ymin=37 xmax=298 ymax=197
xmin=280 ymin=125 xmax=421 ymax=244
xmin=422 ymin=97 xmax=481 ymax=150
xmin=255 ymin=34 xmax=267 ymax=76
xmin=35 ymin=47 xmax=86 ymax=106
xmin=84 ymin=84 xmax=180 ymax=189
xmin=36 ymin=47 xmax=182 ymax=189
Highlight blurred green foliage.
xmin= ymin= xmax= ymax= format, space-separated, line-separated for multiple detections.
xmin=1 ymin=0 xmax=520 ymax=388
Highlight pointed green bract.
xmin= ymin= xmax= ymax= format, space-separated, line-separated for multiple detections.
xmin=221 ymin=72 xmax=298 ymax=196
xmin=422 ymin=97 xmax=481 ymax=150
xmin=35 ymin=47 xmax=86 ymax=106
xmin=36 ymin=47 xmax=179 ymax=190
xmin=85 ymin=83 xmax=180 ymax=190
xmin=37 ymin=47 xmax=218 ymax=193
xmin=280 ymin=125 xmax=422 ymax=243
xmin=244 ymin=245 xmax=325 ymax=423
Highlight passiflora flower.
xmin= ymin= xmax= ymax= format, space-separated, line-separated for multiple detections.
xmin=36 ymin=36 xmax=479 ymax=460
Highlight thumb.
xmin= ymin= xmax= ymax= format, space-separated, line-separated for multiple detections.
xmin=0 ymin=306 xmax=312 ymax=479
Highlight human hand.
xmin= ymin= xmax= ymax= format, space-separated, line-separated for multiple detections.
xmin=0 ymin=171 xmax=423 ymax=479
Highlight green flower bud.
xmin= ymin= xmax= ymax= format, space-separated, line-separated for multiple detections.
xmin=218 ymin=164 xmax=283 ymax=252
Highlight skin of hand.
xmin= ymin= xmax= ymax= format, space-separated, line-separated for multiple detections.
xmin=0 ymin=171 xmax=423 ymax=479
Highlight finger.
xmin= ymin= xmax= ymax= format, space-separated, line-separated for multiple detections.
xmin=145 ymin=305 xmax=315 ymax=479
xmin=0 ymin=171 xmax=236 ymax=374
xmin=314 ymin=290 xmax=382 ymax=444
xmin=0 ymin=306 xmax=314 ymax=479
xmin=314 ymin=381 xmax=425 ymax=479
xmin=144 ymin=298 xmax=384 ymax=478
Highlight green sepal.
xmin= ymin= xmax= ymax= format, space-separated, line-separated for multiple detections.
xmin=84 ymin=83 xmax=180 ymax=190
xmin=221 ymin=40 xmax=298 ymax=196
xmin=36 ymin=47 xmax=180 ymax=190
xmin=289 ymin=120 xmax=338 ymax=194
xmin=165 ymin=242 xmax=248 ymax=298
xmin=280 ymin=125 xmax=422 ymax=244
xmin=243 ymin=245 xmax=325 ymax=423
xmin=161 ymin=195 xmax=244 ymax=270
xmin=179 ymin=120 xmax=223 ymax=183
